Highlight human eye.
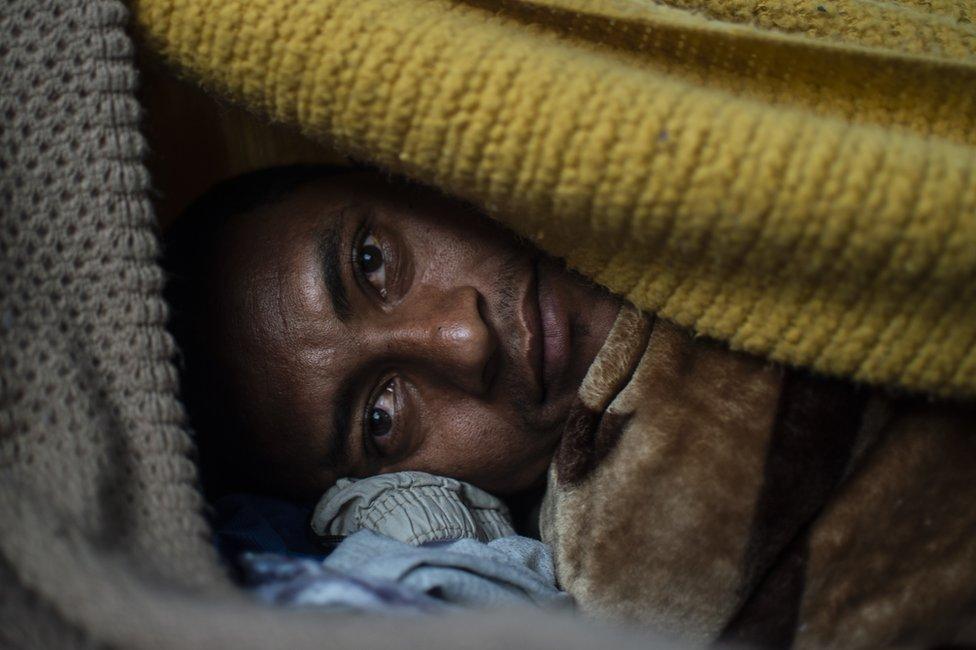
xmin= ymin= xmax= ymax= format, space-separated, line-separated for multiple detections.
xmin=364 ymin=377 xmax=398 ymax=455
xmin=354 ymin=229 xmax=388 ymax=299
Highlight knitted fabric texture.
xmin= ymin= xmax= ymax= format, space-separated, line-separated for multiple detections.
xmin=129 ymin=0 xmax=976 ymax=400
xmin=0 ymin=3 xmax=671 ymax=648
xmin=0 ymin=0 xmax=224 ymax=588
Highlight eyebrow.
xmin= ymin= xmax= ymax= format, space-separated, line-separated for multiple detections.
xmin=317 ymin=211 xmax=356 ymax=471
xmin=320 ymin=217 xmax=351 ymax=323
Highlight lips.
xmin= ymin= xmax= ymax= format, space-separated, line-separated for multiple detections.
xmin=536 ymin=261 xmax=571 ymax=400
xmin=521 ymin=261 xmax=545 ymax=402
xmin=520 ymin=259 xmax=571 ymax=405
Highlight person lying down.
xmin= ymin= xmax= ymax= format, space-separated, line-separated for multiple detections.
xmin=164 ymin=165 xmax=976 ymax=646
xmin=163 ymin=164 xmax=616 ymax=612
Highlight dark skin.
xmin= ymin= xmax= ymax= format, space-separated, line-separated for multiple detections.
xmin=207 ymin=171 xmax=621 ymax=499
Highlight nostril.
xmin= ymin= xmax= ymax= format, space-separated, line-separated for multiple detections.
xmin=481 ymin=349 xmax=500 ymax=393
xmin=473 ymin=289 xmax=499 ymax=392
xmin=475 ymin=292 xmax=490 ymax=326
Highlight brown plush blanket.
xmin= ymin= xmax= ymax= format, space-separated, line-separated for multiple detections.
xmin=541 ymin=307 xmax=976 ymax=648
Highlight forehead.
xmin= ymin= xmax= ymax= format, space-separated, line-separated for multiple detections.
xmin=207 ymin=178 xmax=355 ymax=463
xmin=218 ymin=180 xmax=341 ymax=353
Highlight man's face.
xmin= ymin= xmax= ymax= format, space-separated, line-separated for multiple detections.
xmin=208 ymin=171 xmax=621 ymax=498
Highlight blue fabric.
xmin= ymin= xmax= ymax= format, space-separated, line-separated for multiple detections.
xmin=239 ymin=553 xmax=445 ymax=613
xmin=240 ymin=530 xmax=572 ymax=612
xmin=214 ymin=493 xmax=570 ymax=614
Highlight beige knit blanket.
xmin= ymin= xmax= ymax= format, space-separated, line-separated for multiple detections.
xmin=0 ymin=2 xmax=666 ymax=648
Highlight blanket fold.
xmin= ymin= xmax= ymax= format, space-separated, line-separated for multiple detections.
xmin=540 ymin=309 xmax=976 ymax=647
xmin=129 ymin=0 xmax=976 ymax=399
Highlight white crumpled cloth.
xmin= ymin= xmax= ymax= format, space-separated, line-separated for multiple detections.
xmin=311 ymin=471 xmax=516 ymax=545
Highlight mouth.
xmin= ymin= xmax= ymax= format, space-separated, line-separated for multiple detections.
xmin=521 ymin=260 xmax=545 ymax=403
xmin=521 ymin=259 xmax=572 ymax=405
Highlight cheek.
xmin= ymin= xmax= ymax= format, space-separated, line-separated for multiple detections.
xmin=414 ymin=241 xmax=477 ymax=291
xmin=425 ymin=399 xmax=515 ymax=466
xmin=409 ymin=220 xmax=519 ymax=291
xmin=248 ymin=427 xmax=332 ymax=497
xmin=415 ymin=395 xmax=551 ymax=493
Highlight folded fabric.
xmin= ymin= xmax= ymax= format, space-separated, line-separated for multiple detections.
xmin=311 ymin=471 xmax=516 ymax=545
xmin=540 ymin=306 xmax=976 ymax=646
xmin=241 ymin=530 xmax=572 ymax=612
xmin=239 ymin=552 xmax=446 ymax=614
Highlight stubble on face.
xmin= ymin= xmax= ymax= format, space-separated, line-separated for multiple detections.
xmin=208 ymin=172 xmax=622 ymax=497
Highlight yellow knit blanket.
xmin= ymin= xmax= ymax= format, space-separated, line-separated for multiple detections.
xmin=130 ymin=0 xmax=976 ymax=399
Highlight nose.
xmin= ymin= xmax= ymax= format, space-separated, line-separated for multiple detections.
xmin=376 ymin=286 xmax=499 ymax=395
